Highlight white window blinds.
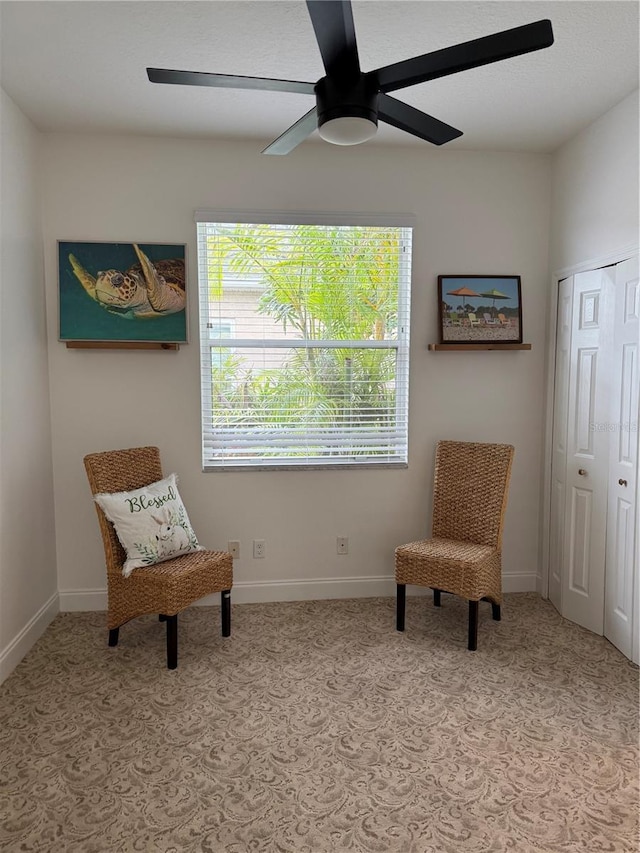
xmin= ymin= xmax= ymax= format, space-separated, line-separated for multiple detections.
xmin=196 ymin=211 xmax=412 ymax=470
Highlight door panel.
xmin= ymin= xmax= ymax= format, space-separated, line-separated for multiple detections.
xmin=562 ymin=268 xmax=613 ymax=635
xmin=568 ymin=488 xmax=592 ymax=594
xmin=575 ymin=348 xmax=598 ymax=454
xmin=549 ymin=278 xmax=573 ymax=613
xmin=604 ymin=256 xmax=639 ymax=661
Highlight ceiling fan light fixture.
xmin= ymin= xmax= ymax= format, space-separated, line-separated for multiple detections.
xmin=147 ymin=3 xmax=554 ymax=156
xmin=318 ymin=116 xmax=378 ymax=146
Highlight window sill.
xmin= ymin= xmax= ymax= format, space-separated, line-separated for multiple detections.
xmin=203 ymin=462 xmax=409 ymax=472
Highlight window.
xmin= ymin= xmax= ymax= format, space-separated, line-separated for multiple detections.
xmin=207 ymin=319 xmax=235 ymax=368
xmin=196 ymin=211 xmax=413 ymax=470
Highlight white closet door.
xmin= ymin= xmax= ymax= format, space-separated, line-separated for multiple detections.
xmin=562 ymin=268 xmax=613 ymax=635
xmin=604 ymin=256 xmax=639 ymax=661
xmin=549 ymin=278 xmax=573 ymax=614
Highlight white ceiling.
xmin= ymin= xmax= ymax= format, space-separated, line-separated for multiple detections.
xmin=1 ymin=1 xmax=638 ymax=154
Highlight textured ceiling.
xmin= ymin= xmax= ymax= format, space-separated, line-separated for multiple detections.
xmin=1 ymin=1 xmax=638 ymax=153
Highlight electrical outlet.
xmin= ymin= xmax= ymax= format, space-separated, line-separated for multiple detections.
xmin=253 ymin=539 xmax=266 ymax=559
xmin=337 ymin=537 xmax=349 ymax=555
xmin=228 ymin=540 xmax=240 ymax=559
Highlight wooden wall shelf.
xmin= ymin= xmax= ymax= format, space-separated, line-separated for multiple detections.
xmin=65 ymin=341 xmax=180 ymax=350
xmin=428 ymin=343 xmax=532 ymax=351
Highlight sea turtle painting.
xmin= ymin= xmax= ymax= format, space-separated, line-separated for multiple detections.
xmin=68 ymin=243 xmax=186 ymax=320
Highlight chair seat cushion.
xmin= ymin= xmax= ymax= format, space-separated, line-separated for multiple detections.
xmin=395 ymin=537 xmax=501 ymax=600
xmin=108 ymin=549 xmax=233 ymax=626
xmin=396 ymin=537 xmax=495 ymax=566
xmin=94 ymin=473 xmax=204 ymax=577
xmin=132 ymin=549 xmax=233 ymax=593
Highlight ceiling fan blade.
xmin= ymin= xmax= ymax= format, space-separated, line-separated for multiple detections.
xmin=147 ymin=68 xmax=315 ymax=96
xmin=306 ymin=0 xmax=360 ymax=81
xmin=262 ymin=107 xmax=319 ymax=155
xmin=378 ymin=93 xmax=463 ymax=146
xmin=374 ymin=19 xmax=554 ymax=93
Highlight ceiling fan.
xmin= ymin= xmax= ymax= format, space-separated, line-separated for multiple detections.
xmin=147 ymin=0 xmax=554 ymax=154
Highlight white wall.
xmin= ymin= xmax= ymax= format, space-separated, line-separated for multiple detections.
xmin=550 ymin=90 xmax=639 ymax=273
xmin=0 ymin=90 xmax=58 ymax=682
xmin=541 ymin=90 xmax=639 ymax=603
xmin=40 ymin=133 xmax=551 ymax=609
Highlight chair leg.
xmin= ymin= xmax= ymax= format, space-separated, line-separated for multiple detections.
xmin=468 ymin=601 xmax=479 ymax=651
xmin=396 ymin=584 xmax=406 ymax=631
xmin=166 ymin=615 xmax=178 ymax=669
xmin=433 ymin=588 xmax=441 ymax=607
xmin=481 ymin=596 xmax=501 ymax=622
xmin=108 ymin=627 xmax=119 ymax=647
xmin=159 ymin=614 xmax=167 ymax=622
xmin=221 ymin=590 xmax=231 ymax=637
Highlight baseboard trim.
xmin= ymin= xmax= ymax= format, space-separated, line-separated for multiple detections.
xmin=504 ymin=573 xmax=540 ymax=594
xmin=405 ymin=572 xmax=538 ymax=597
xmin=0 ymin=592 xmax=59 ymax=686
xmin=58 ymin=588 xmax=109 ymax=612
xmin=202 ymin=576 xmax=398 ymax=605
xmin=59 ymin=572 xmax=538 ymax=611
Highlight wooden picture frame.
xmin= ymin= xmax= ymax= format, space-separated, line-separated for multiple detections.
xmin=437 ymin=275 xmax=523 ymax=344
xmin=58 ymin=241 xmax=187 ymax=346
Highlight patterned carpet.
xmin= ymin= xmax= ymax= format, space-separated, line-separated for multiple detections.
xmin=0 ymin=593 xmax=638 ymax=852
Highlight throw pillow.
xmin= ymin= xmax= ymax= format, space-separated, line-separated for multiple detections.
xmin=94 ymin=473 xmax=204 ymax=577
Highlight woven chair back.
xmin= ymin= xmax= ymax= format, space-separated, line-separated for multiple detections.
xmin=431 ymin=441 xmax=514 ymax=548
xmin=84 ymin=446 xmax=163 ymax=576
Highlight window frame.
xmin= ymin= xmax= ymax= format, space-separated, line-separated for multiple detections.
xmin=196 ymin=210 xmax=414 ymax=472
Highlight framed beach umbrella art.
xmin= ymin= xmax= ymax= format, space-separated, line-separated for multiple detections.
xmin=437 ymin=275 xmax=523 ymax=344
xmin=480 ymin=287 xmax=510 ymax=316
xmin=446 ymin=285 xmax=481 ymax=314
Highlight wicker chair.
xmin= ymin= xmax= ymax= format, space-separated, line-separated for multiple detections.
xmin=84 ymin=446 xmax=233 ymax=669
xmin=395 ymin=440 xmax=514 ymax=650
